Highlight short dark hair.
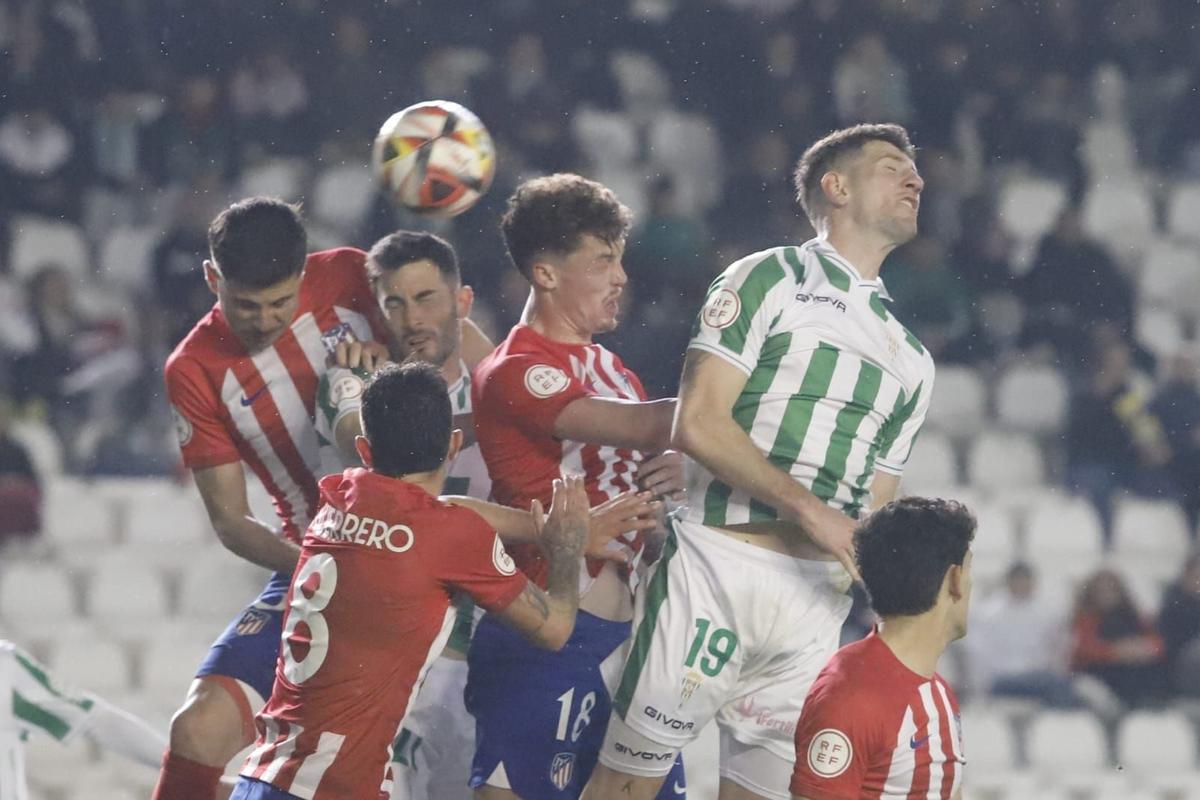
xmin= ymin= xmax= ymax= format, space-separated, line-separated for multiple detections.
xmin=793 ymin=124 xmax=916 ymax=227
xmin=500 ymin=173 xmax=633 ymax=279
xmin=367 ymin=230 xmax=460 ymax=286
xmin=208 ymin=197 xmax=307 ymax=288
xmin=855 ymin=496 xmax=975 ymax=617
xmin=360 ymin=362 xmax=450 ymax=477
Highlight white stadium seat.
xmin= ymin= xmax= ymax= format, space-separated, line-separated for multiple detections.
xmin=1024 ymin=495 xmax=1105 ymax=584
xmin=87 ymin=563 xmax=170 ymax=625
xmin=997 ymin=175 xmax=1068 ymax=242
xmin=177 ymin=552 xmax=268 ymax=626
xmin=47 ymin=636 xmax=132 ymax=696
xmin=141 ymin=633 xmax=222 ymax=709
xmin=123 ymin=486 xmax=210 ymax=549
xmin=42 ymin=477 xmax=116 ymax=555
xmin=967 ymin=431 xmax=1046 ymax=492
xmin=0 ymin=563 xmax=77 ymax=635
xmin=236 ymin=157 xmax=308 ymax=202
xmin=1117 ymin=710 xmax=1198 ymax=775
xmin=1081 ymin=178 xmax=1155 ymax=268
xmin=1167 ymin=181 xmax=1200 ymax=240
xmin=967 ymin=503 xmax=1019 ymax=584
xmin=899 ymin=430 xmax=958 ymax=492
xmin=98 ymin=224 xmax=160 ymax=288
xmin=1135 ymin=304 xmax=1186 ymax=361
xmin=1081 ymin=121 xmax=1138 ymax=178
xmin=1026 ymin=711 xmax=1108 ymax=773
xmin=312 ymin=162 xmax=374 ymax=234
xmin=994 ymin=364 xmax=1069 ymax=434
xmin=1111 ymin=497 xmax=1192 ymax=583
xmin=9 ymin=214 xmax=91 ymax=281
xmin=925 ymin=365 xmax=988 ymax=440
xmin=960 ymin=709 xmax=1018 ymax=775
xmin=1137 ymin=239 xmax=1200 ymax=318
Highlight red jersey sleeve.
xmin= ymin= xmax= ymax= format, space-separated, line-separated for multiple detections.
xmin=323 ymin=248 xmax=390 ymax=342
xmin=164 ymin=355 xmax=240 ymax=470
xmin=790 ymin=675 xmax=878 ymax=800
xmin=436 ymin=508 xmax=529 ymax=612
xmin=479 ymin=354 xmax=590 ymax=439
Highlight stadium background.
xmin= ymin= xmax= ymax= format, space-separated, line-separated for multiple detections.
xmin=1 ymin=0 xmax=1200 ymax=797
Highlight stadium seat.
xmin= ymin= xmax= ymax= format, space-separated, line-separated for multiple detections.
xmin=1137 ymin=239 xmax=1200 ymax=319
xmin=1116 ymin=710 xmax=1198 ymax=776
xmin=1081 ymin=178 xmax=1155 ymax=268
xmin=97 ymin=225 xmax=160 ymax=288
xmin=0 ymin=563 xmax=77 ymax=636
xmin=47 ymin=636 xmax=132 ymax=696
xmin=1111 ymin=497 xmax=1192 ymax=583
xmin=122 ymin=486 xmax=212 ymax=567
xmin=1135 ymin=304 xmax=1186 ymax=361
xmin=997 ymin=175 xmax=1068 ymax=243
xmin=966 ymin=503 xmax=1018 ymax=585
xmin=1024 ymin=495 xmax=1105 ymax=584
xmin=1167 ymin=181 xmax=1200 ymax=240
xmin=898 ymin=430 xmax=959 ymax=492
xmin=9 ymin=214 xmax=91 ymax=281
xmin=312 ymin=162 xmax=374 ymax=235
xmin=42 ymin=477 xmax=117 ymax=556
xmin=960 ymin=709 xmax=1018 ymax=776
xmin=237 ymin=157 xmax=308 ymax=202
xmin=966 ymin=431 xmax=1046 ymax=492
xmin=140 ymin=632 xmax=224 ymax=709
xmin=924 ymin=365 xmax=988 ymax=440
xmin=9 ymin=417 xmax=63 ymax=479
xmin=994 ymin=364 xmax=1069 ymax=435
xmin=571 ymin=108 xmax=639 ymax=171
xmin=176 ymin=551 xmax=268 ymax=626
xmin=1026 ymin=711 xmax=1108 ymax=774
xmin=87 ymin=563 xmax=171 ymax=625
xmin=1081 ymin=120 xmax=1138 ymax=178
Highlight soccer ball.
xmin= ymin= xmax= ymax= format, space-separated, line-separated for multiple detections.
xmin=372 ymin=100 xmax=496 ymax=218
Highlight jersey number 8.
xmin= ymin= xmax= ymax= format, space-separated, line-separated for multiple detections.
xmin=281 ymin=553 xmax=339 ymax=684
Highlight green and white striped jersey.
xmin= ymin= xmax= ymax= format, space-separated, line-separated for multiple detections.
xmin=1 ymin=641 xmax=95 ymax=800
xmin=684 ymin=238 xmax=935 ymax=527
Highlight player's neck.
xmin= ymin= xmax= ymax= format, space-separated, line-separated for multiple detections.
xmin=440 ymin=351 xmax=463 ymax=385
xmin=876 ymin=614 xmax=949 ymax=679
xmin=822 ymin=224 xmax=893 ymax=282
xmin=522 ymin=293 xmax=591 ymax=345
xmin=380 ymin=466 xmax=445 ymax=496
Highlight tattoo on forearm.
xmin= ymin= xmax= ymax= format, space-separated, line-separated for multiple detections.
xmin=521 ymin=583 xmax=551 ymax=621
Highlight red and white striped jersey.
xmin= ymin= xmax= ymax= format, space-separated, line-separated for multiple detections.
xmin=472 ymin=323 xmax=648 ymax=588
xmin=240 ymin=469 xmax=528 ymax=799
xmin=791 ymin=632 xmax=965 ymax=800
xmin=165 ymin=248 xmax=386 ymax=541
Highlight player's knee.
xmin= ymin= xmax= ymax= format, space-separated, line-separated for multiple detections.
xmin=583 ymin=763 xmax=664 ymax=800
xmin=168 ymin=685 xmax=249 ymax=763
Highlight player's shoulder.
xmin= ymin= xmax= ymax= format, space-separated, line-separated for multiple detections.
xmin=301 ymin=247 xmax=370 ymax=297
xmin=475 ymin=325 xmax=571 ymax=385
xmin=810 ymin=636 xmax=896 ymax=699
xmin=718 ymin=244 xmax=810 ymax=288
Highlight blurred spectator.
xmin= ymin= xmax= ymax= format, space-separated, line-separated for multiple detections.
xmin=968 ymin=562 xmax=1082 ymax=707
xmin=145 ymin=75 xmax=238 ymax=185
xmin=883 ymin=236 xmax=973 ymax=362
xmin=1158 ymin=552 xmax=1200 ymax=697
xmin=1071 ymin=567 xmax=1169 ymax=708
xmin=1151 ymin=351 xmax=1200 ymax=533
xmin=0 ymin=394 xmax=40 ymax=544
xmin=624 ymin=177 xmax=711 ymax=300
xmin=151 ymin=174 xmax=224 ymax=350
xmin=1066 ymin=328 xmax=1174 ymax=543
xmin=229 ymin=44 xmax=310 ymax=157
xmin=832 ymin=32 xmax=913 ymax=125
xmin=1019 ymin=207 xmax=1134 ymax=361
xmin=0 ymin=102 xmax=81 ymax=218
xmin=91 ymin=86 xmax=162 ymax=189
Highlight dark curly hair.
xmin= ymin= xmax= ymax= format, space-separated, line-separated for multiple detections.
xmin=360 ymin=362 xmax=451 ymax=477
xmin=500 ymin=173 xmax=633 ymax=279
xmin=855 ymin=496 xmax=975 ymax=617
xmin=793 ymin=123 xmax=915 ymax=229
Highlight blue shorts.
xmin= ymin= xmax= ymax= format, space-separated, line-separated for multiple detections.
xmin=229 ymin=777 xmax=299 ymax=800
xmin=196 ymin=572 xmax=290 ymax=702
xmin=466 ymin=611 xmax=685 ymax=799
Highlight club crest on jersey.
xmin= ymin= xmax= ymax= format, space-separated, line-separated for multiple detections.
xmin=330 ymin=374 xmax=364 ymax=404
xmin=701 ymin=287 xmax=740 ymax=329
xmin=235 ymin=608 xmax=271 ymax=636
xmin=320 ymin=322 xmax=356 ymax=357
xmin=170 ymin=404 xmax=194 ymax=447
xmin=680 ymin=669 xmax=704 ymax=704
xmin=492 ymin=535 xmax=517 ymax=576
xmin=549 ymin=752 xmax=575 ymax=790
xmin=807 ymin=729 xmax=852 ymax=778
xmin=524 ymin=365 xmax=569 ymax=398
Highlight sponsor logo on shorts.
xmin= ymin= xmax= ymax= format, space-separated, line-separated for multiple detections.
xmin=330 ymin=373 xmax=363 ymax=404
xmin=701 ymin=288 xmax=740 ymax=329
xmin=492 ymin=535 xmax=517 ymax=576
xmin=614 ymin=741 xmax=675 ymax=762
xmin=807 ymin=728 xmax=852 ymax=778
xmin=731 ymin=695 xmax=796 ymax=737
xmin=550 ymin=752 xmax=575 ymax=790
xmin=171 ymin=405 xmax=193 ymax=447
xmin=524 ymin=365 xmax=570 ymax=398
xmin=643 ymin=705 xmax=694 ymax=732
xmin=235 ymin=608 xmax=270 ymax=636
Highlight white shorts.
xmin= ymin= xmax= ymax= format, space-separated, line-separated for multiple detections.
xmin=390 ymin=656 xmax=474 ymax=800
xmin=600 ymin=519 xmax=852 ymax=783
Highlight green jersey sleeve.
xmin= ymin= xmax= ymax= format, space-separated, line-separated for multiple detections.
xmin=315 ymin=366 xmax=371 ymax=447
xmin=3 ymin=641 xmax=95 ymax=744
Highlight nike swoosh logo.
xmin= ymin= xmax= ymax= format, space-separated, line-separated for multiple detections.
xmin=241 ymin=387 xmax=268 ymax=407
xmin=910 ymin=734 xmax=930 ymax=750
xmin=673 ymin=781 xmax=686 ymax=795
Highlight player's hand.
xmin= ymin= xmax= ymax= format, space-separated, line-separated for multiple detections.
xmin=585 ymin=490 xmax=663 ymax=564
xmin=531 ymin=475 xmax=589 ymax=558
xmin=335 ymin=338 xmax=389 ymax=371
xmin=790 ymin=500 xmax=861 ymax=584
xmin=636 ymin=450 xmax=686 ymax=502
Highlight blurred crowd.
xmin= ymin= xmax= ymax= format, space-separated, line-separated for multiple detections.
xmin=1 ymin=0 xmax=1200 ymax=705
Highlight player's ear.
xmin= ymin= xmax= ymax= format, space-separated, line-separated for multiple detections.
xmin=946 ymin=563 xmax=965 ymax=603
xmin=529 ymin=259 xmax=558 ymax=291
xmin=354 ymin=435 xmax=374 ymax=468
xmin=456 ymin=284 xmax=474 ymax=319
xmin=203 ymin=260 xmax=221 ymax=296
xmin=446 ymin=428 xmax=463 ymax=464
xmin=820 ymin=169 xmax=849 ymax=211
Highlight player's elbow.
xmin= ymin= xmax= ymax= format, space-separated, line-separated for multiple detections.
xmin=671 ymin=407 xmax=704 ymax=456
xmin=531 ymin=614 xmax=576 ymax=651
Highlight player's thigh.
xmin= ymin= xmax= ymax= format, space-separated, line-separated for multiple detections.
xmin=716 ymin=730 xmax=793 ymax=800
xmin=584 ymin=762 xmax=665 ymax=800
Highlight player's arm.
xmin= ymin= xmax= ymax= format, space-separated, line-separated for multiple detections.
xmin=869 ymin=471 xmax=902 ymax=510
xmin=553 ymin=396 xmax=676 ymax=452
xmin=491 ymin=476 xmax=589 ymax=650
xmin=445 ymin=490 xmax=661 ymax=562
xmin=461 ymin=316 xmax=494 ymax=368
xmin=331 ymin=410 xmax=363 ymax=465
xmin=673 ymin=348 xmax=859 ymax=580
xmin=191 ymin=461 xmax=301 ymax=574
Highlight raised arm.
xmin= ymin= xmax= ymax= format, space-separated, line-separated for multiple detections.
xmin=553 ymin=396 xmax=676 ymax=453
xmin=191 ymin=461 xmax=301 ymax=574
xmin=491 ymin=476 xmax=589 ymax=650
xmin=672 ymin=348 xmax=859 ymax=580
